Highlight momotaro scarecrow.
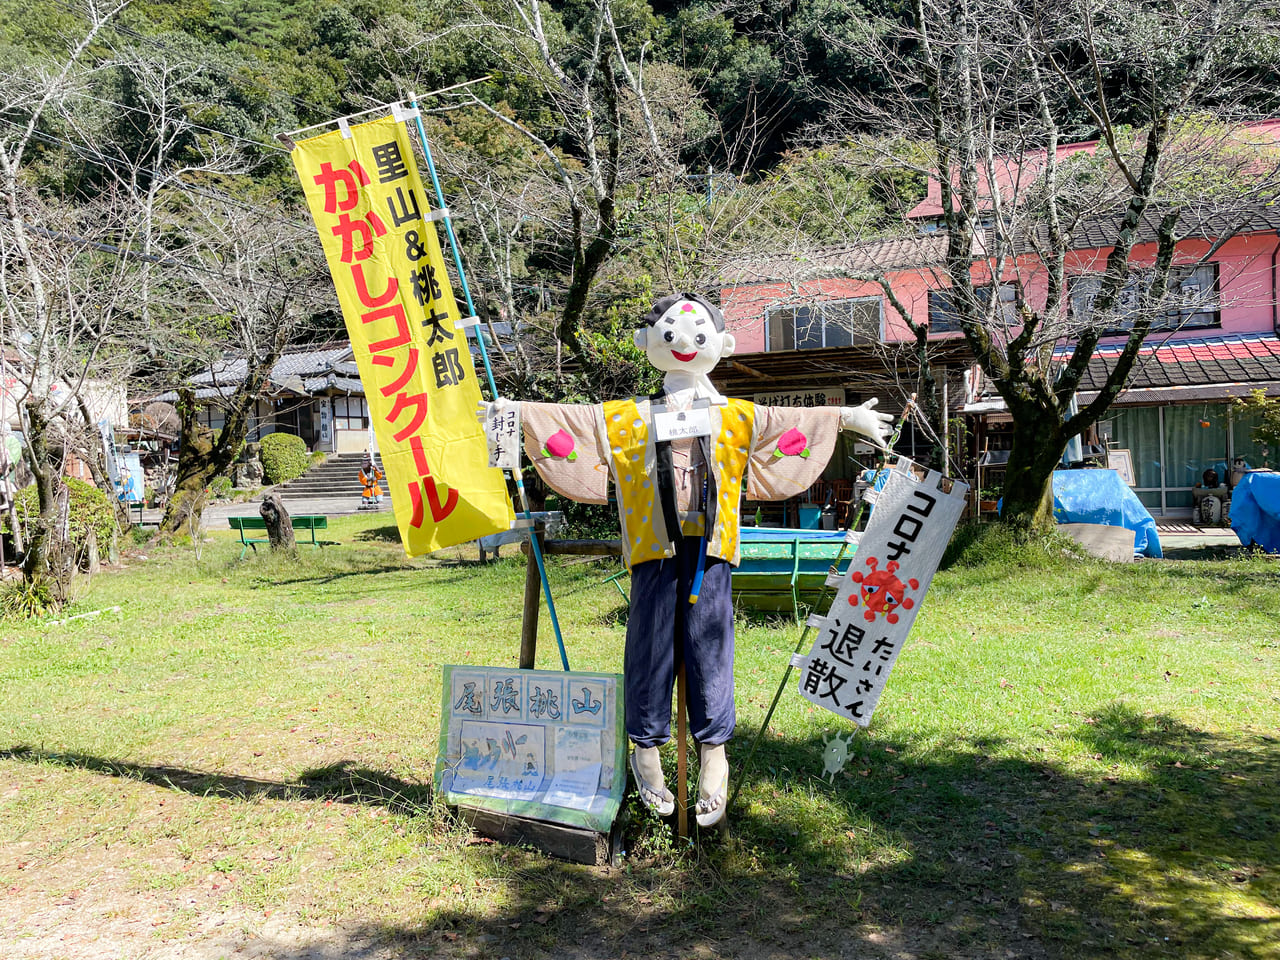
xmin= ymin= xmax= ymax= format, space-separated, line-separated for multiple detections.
xmin=358 ymin=455 xmax=384 ymax=509
xmin=481 ymin=293 xmax=891 ymax=826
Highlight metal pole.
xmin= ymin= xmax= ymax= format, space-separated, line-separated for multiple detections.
xmin=409 ymin=102 xmax=570 ymax=671
xmin=942 ymin=372 xmax=950 ymax=477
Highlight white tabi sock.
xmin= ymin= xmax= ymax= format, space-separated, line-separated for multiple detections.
xmin=633 ymin=744 xmax=666 ymax=791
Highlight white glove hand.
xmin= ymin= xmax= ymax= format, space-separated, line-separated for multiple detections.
xmin=477 ymin=398 xmax=522 ymax=469
xmin=839 ymin=398 xmax=894 ymax=450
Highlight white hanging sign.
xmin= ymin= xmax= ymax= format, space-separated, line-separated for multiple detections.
xmin=484 ymin=399 xmax=522 ymax=470
xmin=753 ymin=388 xmax=845 ymax=408
xmin=797 ymin=461 xmax=967 ymax=726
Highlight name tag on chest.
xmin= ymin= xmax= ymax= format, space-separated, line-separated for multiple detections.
xmin=652 ymin=406 xmax=712 ymax=442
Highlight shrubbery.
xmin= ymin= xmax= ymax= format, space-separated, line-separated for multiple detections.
xmin=4 ymin=477 xmax=117 ymax=557
xmin=260 ymin=432 xmax=309 ymax=485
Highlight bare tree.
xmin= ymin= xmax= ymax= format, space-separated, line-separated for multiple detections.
xmin=0 ymin=2 xmax=286 ymax=586
xmin=0 ymin=0 xmax=135 ymax=584
xmin=818 ymin=0 xmax=1280 ymax=530
xmin=158 ymin=198 xmax=319 ymax=535
xmin=416 ymin=0 xmax=707 ymax=398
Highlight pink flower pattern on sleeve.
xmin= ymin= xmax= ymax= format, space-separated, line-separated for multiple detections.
xmin=542 ymin=428 xmax=578 ymax=461
xmin=773 ymin=427 xmax=810 ymax=459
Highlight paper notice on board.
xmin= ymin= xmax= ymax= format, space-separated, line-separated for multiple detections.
xmin=543 ymin=726 xmax=602 ymax=811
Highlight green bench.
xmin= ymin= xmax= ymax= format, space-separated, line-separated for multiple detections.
xmin=228 ymin=515 xmax=329 ymax=559
xmin=598 ymin=529 xmax=856 ymax=621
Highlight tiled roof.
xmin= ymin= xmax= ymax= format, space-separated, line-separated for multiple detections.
xmin=1073 ymin=332 xmax=1280 ymax=394
xmin=721 ymin=234 xmax=948 ymax=286
xmin=303 ymin=374 xmax=365 ymax=394
xmin=149 ymin=385 xmax=237 ymax=403
xmin=1062 ymin=203 xmax=1280 ymax=251
xmin=723 ymin=202 xmax=1280 ymax=287
xmin=190 ymin=344 xmax=353 ymax=387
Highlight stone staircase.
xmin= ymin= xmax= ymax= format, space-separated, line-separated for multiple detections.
xmin=269 ymin=453 xmax=385 ymax=501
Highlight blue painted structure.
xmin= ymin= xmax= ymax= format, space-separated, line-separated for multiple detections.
xmin=733 ymin=527 xmax=853 ymax=618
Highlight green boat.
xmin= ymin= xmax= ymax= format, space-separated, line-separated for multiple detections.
xmin=733 ymin=527 xmax=855 ymax=619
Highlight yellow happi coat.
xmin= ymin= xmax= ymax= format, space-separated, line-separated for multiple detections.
xmin=520 ymin=395 xmax=846 ymax=569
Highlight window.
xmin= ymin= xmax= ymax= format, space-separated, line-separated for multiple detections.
xmin=199 ymin=406 xmax=226 ymax=433
xmin=765 ymin=297 xmax=882 ymax=351
xmin=928 ymin=283 xmax=1019 ymax=333
xmin=333 ymin=396 xmax=369 ymax=431
xmin=1068 ymin=263 xmax=1219 ymax=334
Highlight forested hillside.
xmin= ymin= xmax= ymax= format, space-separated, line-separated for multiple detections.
xmin=7 ymin=0 xmax=1279 ymax=380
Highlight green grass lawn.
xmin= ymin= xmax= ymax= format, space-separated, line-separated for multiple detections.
xmin=0 ymin=514 xmax=1276 ymax=959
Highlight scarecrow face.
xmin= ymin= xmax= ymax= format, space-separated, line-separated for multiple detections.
xmin=634 ymin=298 xmax=735 ymax=377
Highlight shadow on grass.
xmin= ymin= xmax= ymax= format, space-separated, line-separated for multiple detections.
xmin=240 ymin=565 xmax=482 ymax=591
xmin=0 ymin=749 xmax=433 ymax=816
xmin=353 ymin=524 xmax=402 ymax=542
xmin=1158 ymin=544 xmax=1253 ymax=562
xmin=7 ymin=704 xmax=1276 ymax=958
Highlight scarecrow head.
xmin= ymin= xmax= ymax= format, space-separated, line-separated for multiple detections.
xmin=633 ymin=293 xmax=735 ymax=379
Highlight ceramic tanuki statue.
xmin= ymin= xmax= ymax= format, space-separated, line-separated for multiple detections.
xmin=482 ymin=293 xmax=891 ymax=827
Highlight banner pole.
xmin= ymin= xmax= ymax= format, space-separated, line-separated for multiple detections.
xmin=409 ymin=102 xmax=571 ymax=672
xmin=726 ymin=396 xmax=917 ymax=815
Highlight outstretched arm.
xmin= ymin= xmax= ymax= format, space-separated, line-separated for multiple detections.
xmin=478 ymin=398 xmax=610 ymax=504
xmin=839 ymin=398 xmax=894 ymax=450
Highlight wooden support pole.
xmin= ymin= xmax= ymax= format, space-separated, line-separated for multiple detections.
xmin=676 ymin=662 xmax=688 ymax=838
xmin=519 ymin=523 xmax=545 ymax=670
xmin=519 ymin=535 xmax=624 ymax=670
xmin=539 ymin=538 xmax=624 ymax=556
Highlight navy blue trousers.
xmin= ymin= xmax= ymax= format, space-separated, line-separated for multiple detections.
xmin=624 ymin=548 xmax=735 ymax=748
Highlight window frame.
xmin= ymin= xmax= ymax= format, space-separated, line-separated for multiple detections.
xmin=332 ymin=395 xmax=370 ymax=431
xmin=763 ymin=296 xmax=884 ymax=351
xmin=927 ymin=282 xmax=1020 ymax=334
xmin=1067 ymin=262 xmax=1221 ymax=335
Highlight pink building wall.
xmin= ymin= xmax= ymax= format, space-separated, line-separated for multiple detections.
xmin=721 ymin=231 xmax=1279 ymax=352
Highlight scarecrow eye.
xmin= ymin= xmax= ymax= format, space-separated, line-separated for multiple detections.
xmin=695 ymin=334 xmax=707 ymax=346
xmin=663 ymin=330 xmax=675 ymax=343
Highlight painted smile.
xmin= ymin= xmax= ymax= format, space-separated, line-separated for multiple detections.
xmin=671 ymin=350 xmax=698 ymax=362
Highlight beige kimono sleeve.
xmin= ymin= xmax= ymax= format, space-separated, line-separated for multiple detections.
xmin=744 ymin=405 xmax=844 ymax=501
xmin=521 ymin=401 xmax=610 ymax=505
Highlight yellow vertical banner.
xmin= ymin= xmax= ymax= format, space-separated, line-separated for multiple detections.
xmin=291 ymin=115 xmax=513 ymax=555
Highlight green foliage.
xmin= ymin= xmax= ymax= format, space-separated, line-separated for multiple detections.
xmin=1233 ymin=389 xmax=1280 ymax=449
xmin=4 ymin=478 xmax=117 ymax=557
xmin=0 ymin=576 xmax=58 ymax=620
xmin=555 ymin=499 xmax=621 ymax=541
xmin=259 ymin=432 xmax=309 ymax=485
xmin=721 ymin=141 xmax=926 ymax=249
xmin=940 ymin=519 xmax=1084 ymax=570
xmin=209 ymin=476 xmax=234 ymax=500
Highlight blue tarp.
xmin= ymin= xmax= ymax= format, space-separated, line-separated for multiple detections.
xmin=1052 ymin=469 xmax=1163 ymax=558
xmin=1230 ymin=471 xmax=1280 ymax=553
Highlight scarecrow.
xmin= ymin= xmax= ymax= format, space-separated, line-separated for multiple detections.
xmin=482 ymin=293 xmax=891 ymax=826
xmin=358 ymin=454 xmax=384 ymax=509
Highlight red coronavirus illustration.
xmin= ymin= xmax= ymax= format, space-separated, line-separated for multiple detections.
xmin=849 ymin=556 xmax=920 ymax=624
